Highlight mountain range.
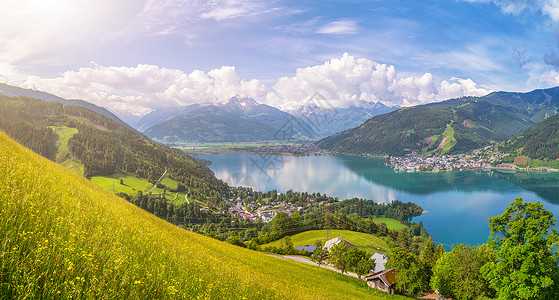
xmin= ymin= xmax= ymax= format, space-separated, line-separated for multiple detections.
xmin=138 ymin=97 xmax=398 ymax=144
xmin=140 ymin=96 xmax=317 ymax=144
xmin=5 ymin=82 xmax=559 ymax=160
xmin=284 ymin=100 xmax=398 ymax=137
xmin=0 ymin=83 xmax=399 ymax=144
xmin=317 ymin=87 xmax=559 ymax=156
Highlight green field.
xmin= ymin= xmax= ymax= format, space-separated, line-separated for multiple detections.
xmin=262 ymin=229 xmax=390 ymax=254
xmin=371 ymin=217 xmax=408 ymax=231
xmin=90 ymin=173 xmax=153 ymax=194
xmin=0 ymin=131 xmax=409 ymax=299
xmin=89 ymin=173 xmax=189 ymax=203
xmin=51 ymin=126 xmax=83 ymax=175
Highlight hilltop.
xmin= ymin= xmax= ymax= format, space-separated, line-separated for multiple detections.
xmin=0 ymin=83 xmax=133 ymax=130
xmin=0 ymin=131 xmax=410 ymax=299
xmin=317 ymin=87 xmax=559 ymax=156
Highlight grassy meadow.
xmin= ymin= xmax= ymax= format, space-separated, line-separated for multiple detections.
xmin=0 ymin=131 xmax=409 ymax=299
xmin=90 ymin=174 xmax=189 ymax=204
xmin=371 ymin=217 xmax=408 ymax=231
xmin=262 ymin=229 xmax=390 ymax=254
xmin=90 ymin=173 xmax=153 ymax=195
xmin=51 ymin=126 xmax=84 ymax=175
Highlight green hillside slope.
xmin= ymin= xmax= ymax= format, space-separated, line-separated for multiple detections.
xmin=317 ymin=87 xmax=559 ymax=156
xmin=262 ymin=229 xmax=390 ymax=254
xmin=0 ymin=131 xmax=406 ymax=299
xmin=501 ymin=113 xmax=559 ymax=161
xmin=0 ymin=94 xmax=227 ymax=205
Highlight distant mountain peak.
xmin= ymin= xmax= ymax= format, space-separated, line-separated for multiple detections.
xmin=223 ymin=95 xmax=258 ymax=106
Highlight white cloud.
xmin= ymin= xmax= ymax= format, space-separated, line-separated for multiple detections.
xmin=4 ymin=54 xmax=491 ymax=122
xmin=198 ymin=0 xmax=276 ymax=21
xmin=268 ymin=53 xmax=490 ymax=108
xmin=317 ymin=19 xmax=359 ymax=34
xmin=438 ymin=77 xmax=492 ymax=100
xmin=465 ymin=0 xmax=559 ymax=22
xmin=18 ymin=64 xmax=267 ymax=119
xmin=538 ymin=69 xmax=559 ymax=85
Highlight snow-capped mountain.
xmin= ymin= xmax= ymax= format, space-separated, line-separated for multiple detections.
xmin=285 ymin=100 xmax=399 ymax=137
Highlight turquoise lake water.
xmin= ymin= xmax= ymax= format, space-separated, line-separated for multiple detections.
xmin=199 ymin=153 xmax=559 ymax=248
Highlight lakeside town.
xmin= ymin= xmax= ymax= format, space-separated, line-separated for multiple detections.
xmin=386 ymin=146 xmax=559 ymax=172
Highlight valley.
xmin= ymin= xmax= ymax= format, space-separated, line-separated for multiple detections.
xmin=5 ymin=1 xmax=559 ymax=298
xmin=3 ymin=85 xmax=559 ymax=299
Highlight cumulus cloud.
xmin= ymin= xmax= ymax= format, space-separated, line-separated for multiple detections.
xmin=5 ymin=53 xmax=491 ymax=123
xmin=438 ymin=77 xmax=492 ymax=100
xmin=268 ymin=53 xmax=490 ymax=108
xmin=317 ymin=19 xmax=359 ymax=34
xmin=18 ymin=64 xmax=267 ymax=119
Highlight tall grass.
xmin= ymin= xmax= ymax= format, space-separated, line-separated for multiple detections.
xmin=0 ymin=132 xmax=407 ymax=299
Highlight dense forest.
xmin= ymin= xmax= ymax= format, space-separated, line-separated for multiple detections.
xmin=501 ymin=113 xmax=559 ymax=160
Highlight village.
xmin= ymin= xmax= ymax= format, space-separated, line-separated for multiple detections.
xmin=227 ymin=196 xmax=307 ymax=223
xmin=387 ymin=146 xmax=512 ymax=172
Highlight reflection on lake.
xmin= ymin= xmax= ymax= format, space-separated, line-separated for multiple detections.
xmin=200 ymin=153 xmax=559 ymax=248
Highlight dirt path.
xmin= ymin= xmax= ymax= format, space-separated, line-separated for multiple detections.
xmin=268 ymin=255 xmax=361 ymax=279
xmin=148 ymin=166 xmax=167 ymax=193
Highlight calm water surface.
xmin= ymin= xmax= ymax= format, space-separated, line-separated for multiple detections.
xmin=199 ymin=153 xmax=559 ymax=248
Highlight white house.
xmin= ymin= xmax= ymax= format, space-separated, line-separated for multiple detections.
xmin=370 ymin=252 xmax=387 ymax=273
xmin=323 ymin=237 xmax=356 ymax=251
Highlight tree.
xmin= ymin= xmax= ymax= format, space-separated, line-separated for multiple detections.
xmin=343 ymin=248 xmax=371 ymax=278
xmin=310 ymin=241 xmax=328 ymax=267
xmin=431 ymin=244 xmax=496 ymax=300
xmin=329 ymin=243 xmax=351 ymax=273
xmin=387 ymin=247 xmax=430 ymax=295
xmin=226 ymin=235 xmax=246 ymax=248
xmin=280 ymin=236 xmax=294 ymax=254
xmin=328 ymin=243 xmax=371 ymax=276
xmin=271 ymin=212 xmax=289 ymax=237
xmin=354 ymin=257 xmax=375 ymax=280
xmin=420 ymin=237 xmax=437 ymax=268
xmin=481 ymin=198 xmax=559 ymax=299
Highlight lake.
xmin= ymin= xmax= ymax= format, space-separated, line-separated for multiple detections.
xmin=199 ymin=153 xmax=559 ymax=248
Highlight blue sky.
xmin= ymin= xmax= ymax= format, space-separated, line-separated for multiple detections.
xmin=2 ymin=0 xmax=559 ymax=122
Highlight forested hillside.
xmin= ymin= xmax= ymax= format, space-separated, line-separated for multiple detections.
xmin=501 ymin=113 xmax=559 ymax=159
xmin=318 ymin=87 xmax=559 ymax=156
xmin=0 ymin=94 xmax=228 ymax=203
